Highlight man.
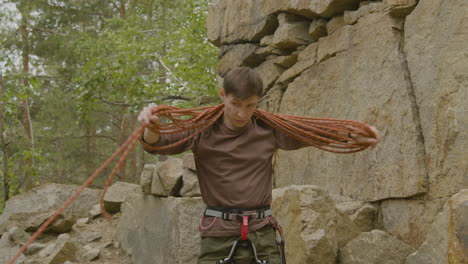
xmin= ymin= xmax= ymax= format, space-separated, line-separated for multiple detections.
xmin=138 ymin=67 xmax=379 ymax=264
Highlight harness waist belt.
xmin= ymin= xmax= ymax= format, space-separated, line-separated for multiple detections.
xmin=204 ymin=207 xmax=272 ymax=221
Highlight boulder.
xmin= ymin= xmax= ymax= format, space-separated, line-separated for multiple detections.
xmin=326 ymin=15 xmax=346 ymax=35
xmin=276 ymin=11 xmax=427 ymax=202
xmin=89 ymin=204 xmax=101 ymax=219
xmin=0 ymin=183 xmax=100 ymax=234
xmin=260 ymin=35 xmax=274 ymax=47
xmin=0 ymin=244 xmax=26 ymax=264
xmin=254 ymin=45 xmax=289 ymax=59
xmin=217 ymin=44 xmax=262 ymax=75
xmin=317 ymin=25 xmax=352 ymax=63
xmin=44 ymin=214 xmax=75 ymax=234
xmin=77 ymin=231 xmax=102 ymax=244
xmin=343 ymin=10 xmax=358 ymax=25
xmin=277 ymin=42 xmax=318 ymax=85
xmin=140 ymin=164 xmax=158 ymax=195
xmin=340 ymin=230 xmax=414 ymax=264
xmin=381 ymin=198 xmax=446 ymax=248
xmin=180 ymin=170 xmax=201 ymax=197
xmin=271 ymin=13 xmax=313 ymax=50
xmin=343 ymin=6 xmax=375 ymax=25
xmin=406 ymin=190 xmax=467 ymax=264
xmin=384 ymin=0 xmax=417 ymax=17
xmin=259 ymin=0 xmax=362 ymax=19
xmin=103 ymin=182 xmax=141 ymax=214
xmin=8 ymin=226 xmax=31 ymax=246
xmin=117 ymin=194 xmax=205 ymax=264
xmin=357 ymin=2 xmax=386 ymax=18
xmin=336 ymin=201 xmax=377 ymax=232
xmin=74 ymin=217 xmax=89 ymax=227
xmin=309 ymin=18 xmax=328 ymax=41
xmin=404 ymin=0 xmax=468 ymax=199
xmin=39 ymin=243 xmax=55 ymax=258
xmin=44 ymin=234 xmax=77 ymax=264
xmin=79 ymin=244 xmax=100 ymax=262
xmin=0 ymin=231 xmax=13 ymax=248
xmin=253 ymin=57 xmax=286 ymax=92
xmin=273 ymin=54 xmax=298 ymax=68
xmin=151 ymin=158 xmax=184 ymax=197
xmin=24 ymin=243 xmax=47 ymax=256
xmin=257 ymin=85 xmax=285 ymax=113
xmin=207 ymin=0 xmax=278 ymax=45
xmin=272 ymin=185 xmax=359 ymax=263
xmin=350 ymin=204 xmax=378 ymax=232
xmin=182 ymin=153 xmax=196 ymax=171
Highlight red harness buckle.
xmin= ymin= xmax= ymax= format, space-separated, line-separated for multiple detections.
xmin=241 ymin=215 xmax=249 ymax=240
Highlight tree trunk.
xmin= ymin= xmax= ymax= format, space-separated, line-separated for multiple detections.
xmin=85 ymin=120 xmax=94 ymax=176
xmin=120 ymin=0 xmax=126 ymax=18
xmin=129 ymin=115 xmax=138 ymax=183
xmin=118 ymin=109 xmax=128 ymax=181
xmin=0 ymin=74 xmax=10 ymax=206
xmin=20 ymin=1 xmax=35 ymax=191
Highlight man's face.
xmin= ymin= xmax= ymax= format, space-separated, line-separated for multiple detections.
xmin=221 ymin=89 xmax=259 ymax=129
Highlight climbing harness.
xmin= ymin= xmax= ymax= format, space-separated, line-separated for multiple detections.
xmin=204 ymin=206 xmax=273 ymax=221
xmin=8 ymin=104 xmax=378 ymax=264
xmin=207 ymin=207 xmax=272 ymax=264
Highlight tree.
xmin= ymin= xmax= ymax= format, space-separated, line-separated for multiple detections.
xmin=0 ymin=0 xmax=218 ymax=205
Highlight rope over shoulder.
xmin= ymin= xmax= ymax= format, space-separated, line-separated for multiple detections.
xmin=7 ymin=104 xmax=377 ymax=264
xmin=143 ymin=104 xmax=377 ymax=153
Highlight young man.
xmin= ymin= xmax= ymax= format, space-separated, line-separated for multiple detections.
xmin=138 ymin=67 xmax=379 ymax=264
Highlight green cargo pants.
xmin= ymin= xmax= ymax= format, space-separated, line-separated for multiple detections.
xmin=197 ymin=225 xmax=281 ymax=264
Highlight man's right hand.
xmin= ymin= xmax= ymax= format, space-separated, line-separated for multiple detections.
xmin=137 ymin=106 xmax=161 ymax=144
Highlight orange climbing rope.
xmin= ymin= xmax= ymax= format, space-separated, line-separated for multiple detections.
xmin=143 ymin=104 xmax=376 ymax=153
xmin=8 ymin=104 xmax=376 ymax=264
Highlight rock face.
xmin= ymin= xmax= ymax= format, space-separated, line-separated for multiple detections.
xmin=180 ymin=170 xmax=202 ymax=197
xmin=340 ymin=230 xmax=414 ymax=264
xmin=271 ymin=13 xmax=313 ymax=49
xmin=406 ymin=190 xmax=468 ymax=264
xmin=218 ymin=44 xmax=261 ymax=75
xmin=117 ymin=194 xmax=205 ymax=264
xmin=207 ymin=0 xmax=278 ymax=46
xmin=259 ymin=0 xmax=362 ymax=19
xmin=277 ymin=10 xmax=427 ymax=202
xmin=404 ymin=0 xmax=468 ymax=199
xmin=207 ymin=0 xmax=466 ymax=262
xmin=0 ymin=183 xmax=100 ymax=234
xmin=151 ymin=157 xmax=184 ymax=196
xmin=272 ymin=185 xmax=336 ymax=264
xmin=380 ymin=198 xmax=447 ymax=248
xmin=103 ymin=182 xmax=141 ymax=214
xmin=272 ymin=185 xmax=363 ymax=264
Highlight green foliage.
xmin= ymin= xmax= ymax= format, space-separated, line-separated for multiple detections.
xmin=0 ymin=0 xmax=218 ymax=201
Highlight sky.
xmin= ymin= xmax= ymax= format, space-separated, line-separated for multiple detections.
xmin=0 ymin=1 xmax=20 ymax=73
xmin=0 ymin=1 xmax=46 ymax=76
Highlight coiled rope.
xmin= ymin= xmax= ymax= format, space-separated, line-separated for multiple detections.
xmin=8 ymin=104 xmax=376 ymax=264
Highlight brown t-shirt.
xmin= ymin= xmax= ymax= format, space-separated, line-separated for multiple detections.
xmin=140 ymin=115 xmax=308 ymax=236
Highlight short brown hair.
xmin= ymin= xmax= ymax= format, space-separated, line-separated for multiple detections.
xmin=223 ymin=67 xmax=263 ymax=99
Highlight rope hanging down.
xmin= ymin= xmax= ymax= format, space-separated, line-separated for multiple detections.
xmin=8 ymin=104 xmax=377 ymax=264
